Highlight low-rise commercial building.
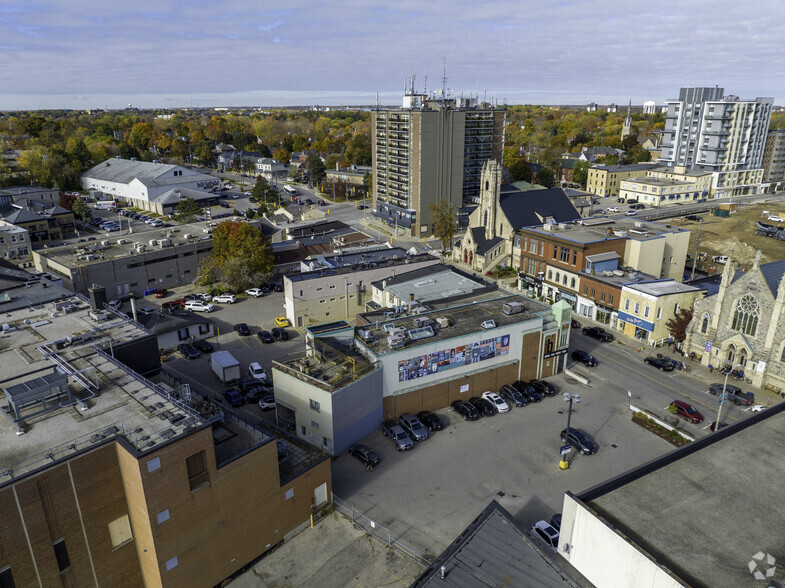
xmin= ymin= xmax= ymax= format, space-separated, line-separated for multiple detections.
xmin=0 ymin=185 xmax=60 ymax=207
xmin=618 ymin=176 xmax=706 ymax=207
xmin=585 ymin=163 xmax=659 ymax=198
xmin=0 ymin=219 xmax=30 ymax=262
xmin=575 ymin=268 xmax=658 ymax=325
xmin=4 ymin=201 xmax=76 ymax=245
xmin=370 ymin=265 xmax=494 ymax=310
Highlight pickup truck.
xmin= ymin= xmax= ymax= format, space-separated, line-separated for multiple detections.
xmin=381 ymin=420 xmax=414 ymax=451
xmin=709 ymin=383 xmax=754 ymax=405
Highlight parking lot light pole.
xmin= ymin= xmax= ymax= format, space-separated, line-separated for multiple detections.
xmin=560 ymin=393 xmax=581 ymax=470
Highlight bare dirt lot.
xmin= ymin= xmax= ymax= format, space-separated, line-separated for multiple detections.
xmin=668 ymin=202 xmax=785 ymax=272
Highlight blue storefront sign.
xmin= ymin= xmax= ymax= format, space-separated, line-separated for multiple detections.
xmin=617 ymin=310 xmax=655 ymax=332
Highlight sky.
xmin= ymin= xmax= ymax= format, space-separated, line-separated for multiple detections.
xmin=0 ymin=0 xmax=782 ymax=110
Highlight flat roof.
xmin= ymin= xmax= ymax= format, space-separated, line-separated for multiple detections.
xmin=288 ymin=252 xmax=436 ymax=282
xmin=581 ymin=405 xmax=785 ymax=587
xmin=0 ymin=303 xmax=219 ymax=487
xmin=373 ymin=265 xmax=491 ymax=304
xmin=523 ymin=217 xmax=687 ymax=244
xmin=580 ymin=270 xmax=659 ymax=288
xmin=357 ymin=294 xmax=551 ymax=356
xmin=621 ymin=177 xmax=693 ymax=187
xmin=624 ymin=280 xmax=705 ymax=296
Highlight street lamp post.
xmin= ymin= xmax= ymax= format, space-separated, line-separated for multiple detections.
xmin=559 ymin=392 xmax=581 ymax=470
xmin=715 ymin=362 xmax=743 ymax=429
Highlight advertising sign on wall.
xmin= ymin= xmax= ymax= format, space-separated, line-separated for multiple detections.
xmin=397 ymin=335 xmax=510 ymax=383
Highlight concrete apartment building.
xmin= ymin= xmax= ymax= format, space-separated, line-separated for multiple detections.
xmin=0 ymin=295 xmax=330 ymax=587
xmin=81 ymin=158 xmax=218 ymax=210
xmin=273 ymin=294 xmax=570 ymax=454
xmin=372 ymin=84 xmax=505 ymax=236
xmin=659 ymin=86 xmax=773 ymax=198
xmin=518 ymin=217 xmax=691 ymax=309
xmin=616 ymin=280 xmax=705 ymax=344
xmin=763 ymin=129 xmax=785 ymax=187
xmin=283 ymin=248 xmax=439 ymax=327
xmin=585 ymin=163 xmax=659 ymax=197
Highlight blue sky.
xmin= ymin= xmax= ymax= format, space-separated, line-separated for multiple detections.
xmin=0 ymin=0 xmax=782 ymax=110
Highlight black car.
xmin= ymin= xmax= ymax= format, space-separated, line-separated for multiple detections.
xmin=176 ymin=343 xmax=201 ymax=360
xmin=222 ymin=388 xmax=244 ymax=407
xmin=451 ymin=400 xmax=480 ymax=421
xmin=348 ymin=444 xmax=381 ymax=467
xmin=644 ymin=356 xmax=675 ymax=371
xmin=260 ymin=283 xmax=273 ymax=293
xmin=272 ymin=283 xmax=283 ymax=292
xmin=239 ymin=378 xmax=265 ymax=392
xmin=417 ymin=411 xmax=443 ymax=431
xmin=629 ymin=203 xmax=645 ymax=210
xmin=244 ymin=385 xmax=272 ymax=402
xmin=500 ymin=385 xmax=528 ymax=407
xmin=233 ymin=323 xmax=251 ymax=336
xmin=257 ymin=330 xmax=274 ymax=344
xmin=530 ymin=379 xmax=556 ymax=396
xmin=582 ymin=326 xmax=614 ymax=342
xmin=570 ymin=318 xmax=581 ymax=329
xmin=684 ymin=214 xmax=703 ymax=222
xmin=192 ymin=339 xmax=214 ymax=353
xmin=468 ymin=396 xmax=496 ymax=416
xmin=512 ymin=380 xmax=542 ymax=402
xmin=571 ymin=350 xmax=598 ymax=367
xmin=271 ymin=327 xmax=289 ymax=341
xmin=709 ymin=383 xmax=754 ymax=405
xmin=560 ymin=427 xmax=597 ymax=455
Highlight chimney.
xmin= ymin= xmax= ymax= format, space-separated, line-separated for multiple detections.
xmin=409 ymin=293 xmax=415 ymax=301
xmin=88 ymin=284 xmax=107 ymax=310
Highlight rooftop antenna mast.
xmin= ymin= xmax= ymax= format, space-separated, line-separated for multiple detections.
xmin=424 ymin=74 xmax=428 ymax=96
xmin=441 ymin=57 xmax=447 ymax=105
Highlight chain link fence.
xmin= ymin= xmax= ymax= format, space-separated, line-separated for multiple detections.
xmin=333 ymin=495 xmax=433 ymax=568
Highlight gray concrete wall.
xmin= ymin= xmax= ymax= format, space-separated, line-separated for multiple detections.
xmin=331 ymin=368 xmax=383 ymax=456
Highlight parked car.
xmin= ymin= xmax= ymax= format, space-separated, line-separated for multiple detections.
xmin=499 ymin=385 xmax=528 ymax=407
xmin=560 ymin=427 xmax=597 ymax=455
xmin=582 ymin=326 xmax=614 ymax=342
xmin=624 ymin=210 xmax=638 ymax=216
xmin=153 ymin=289 xmax=168 ymax=298
xmin=258 ymin=394 xmax=276 ymax=410
xmin=768 ymin=215 xmax=784 ymax=223
xmin=417 ymin=411 xmax=443 ymax=431
xmin=248 ymin=362 xmax=268 ymax=380
xmin=184 ymin=293 xmax=202 ymax=301
xmin=684 ymin=214 xmax=703 ymax=222
xmin=605 ymin=206 xmax=620 ymax=213
xmin=196 ymin=292 xmax=212 ymax=301
xmin=245 ymin=288 xmax=264 ymax=297
xmin=184 ymin=301 xmax=214 ymax=313
xmin=451 ymin=400 xmax=480 ymax=421
xmin=708 ymin=383 xmax=754 ymax=405
xmin=399 ymin=413 xmax=429 ymax=441
xmin=222 ymin=388 xmax=245 ymax=407
xmin=644 ymin=356 xmax=675 ymax=371
xmin=531 ymin=520 xmax=560 ymax=552
xmin=275 ymin=316 xmax=291 ymax=327
xmin=233 ymin=323 xmax=251 ymax=336
xmin=468 ymin=396 xmax=496 ymax=416
xmin=482 ymin=391 xmax=510 ymax=413
xmin=570 ymin=318 xmax=581 ymax=329
xmin=381 ymin=421 xmax=414 ymax=451
xmin=161 ymin=300 xmax=185 ymax=310
xmin=629 ymin=203 xmax=646 ymax=210
xmin=512 ymin=381 xmax=542 ymax=402
xmin=669 ymin=400 xmax=704 ymax=423
xmin=245 ymin=385 xmax=272 ymax=402
xmin=348 ymin=444 xmax=380 ymax=467
xmin=530 ymin=379 xmax=556 ymax=396
xmin=176 ymin=343 xmax=201 ymax=360
xmin=257 ymin=330 xmax=274 ymax=344
xmin=239 ymin=378 xmax=265 ymax=393
xmin=212 ymin=293 xmax=236 ymax=304
xmin=571 ymin=350 xmax=598 ymax=367
xmin=271 ymin=327 xmax=289 ymax=341
xmin=192 ymin=339 xmax=214 ymax=353
xmin=272 ymin=283 xmax=284 ymax=292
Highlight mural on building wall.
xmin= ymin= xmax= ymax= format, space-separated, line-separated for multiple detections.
xmin=397 ymin=335 xmax=510 ymax=382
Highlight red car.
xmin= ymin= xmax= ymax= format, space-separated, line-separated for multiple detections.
xmin=162 ymin=299 xmax=185 ymax=310
xmin=154 ymin=289 xmax=168 ymax=298
xmin=669 ymin=400 xmax=704 ymax=424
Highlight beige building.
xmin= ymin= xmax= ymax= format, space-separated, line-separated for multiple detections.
xmin=622 ymin=222 xmax=690 ymax=282
xmin=616 ymin=280 xmax=705 ymax=344
xmin=619 ymin=177 xmax=705 ymax=207
xmin=586 ymin=163 xmax=659 ymax=197
xmin=0 ymin=219 xmax=30 ymax=262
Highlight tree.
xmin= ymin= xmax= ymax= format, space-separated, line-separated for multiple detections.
xmin=325 ymin=153 xmax=341 ymax=171
xmin=573 ymin=161 xmax=590 ymax=187
xmin=272 ymin=148 xmax=290 ymax=163
xmin=198 ymin=221 xmax=273 ymax=289
xmin=173 ymin=198 xmax=202 ymax=224
xmin=535 ymin=167 xmax=555 ymax=188
xmin=251 ymin=177 xmax=278 ymax=207
xmin=429 ymin=199 xmax=457 ymax=251
xmin=59 ymin=193 xmax=77 ymax=210
xmin=345 ymin=132 xmax=371 ymax=166
xmin=71 ymin=197 xmax=92 ymax=222
xmin=508 ymin=157 xmax=533 ymax=183
xmin=194 ymin=142 xmax=213 ymax=166
xmin=307 ymin=153 xmax=326 ymax=185
xmin=363 ymin=171 xmax=373 ymax=191
xmin=621 ymin=134 xmax=639 ymax=152
xmin=666 ymin=308 xmax=693 ymax=342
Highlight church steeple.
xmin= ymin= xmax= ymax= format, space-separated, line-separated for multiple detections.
xmin=621 ymin=100 xmax=632 ymax=140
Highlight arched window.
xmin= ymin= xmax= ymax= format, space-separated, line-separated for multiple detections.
xmin=731 ymin=295 xmax=759 ymax=337
xmin=485 ymin=180 xmax=489 ymax=190
xmin=570 ymin=277 xmax=576 ymax=288
xmin=701 ymin=313 xmax=709 ymax=334
xmin=555 ymin=272 xmax=560 ymax=282
xmin=562 ymin=274 xmax=568 ymax=285
xmin=548 ymin=270 xmax=553 ymax=280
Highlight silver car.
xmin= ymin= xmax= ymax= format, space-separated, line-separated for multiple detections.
xmin=381 ymin=421 xmax=413 ymax=451
xmin=399 ymin=413 xmax=428 ymax=442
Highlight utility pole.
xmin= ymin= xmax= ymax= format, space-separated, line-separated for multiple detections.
xmin=690 ymin=217 xmax=703 ymax=281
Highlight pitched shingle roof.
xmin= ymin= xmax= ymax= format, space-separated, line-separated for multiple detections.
xmin=499 ymin=186 xmax=581 ymax=229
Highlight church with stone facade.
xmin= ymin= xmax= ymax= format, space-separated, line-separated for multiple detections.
xmin=684 ymin=250 xmax=785 ymax=391
xmin=453 ymin=160 xmax=580 ymax=274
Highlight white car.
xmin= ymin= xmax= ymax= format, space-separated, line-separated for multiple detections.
xmin=245 ymin=288 xmax=264 ymax=297
xmin=248 ymin=362 xmax=269 ymax=380
xmin=481 ymin=391 xmax=510 ymax=413
xmin=624 ymin=210 xmax=637 ymax=216
xmin=531 ymin=520 xmax=559 ymax=552
xmin=212 ymin=293 xmax=236 ymax=304
xmin=768 ymin=215 xmax=784 ymax=222
xmin=196 ymin=292 xmax=212 ymax=301
xmin=606 ymin=207 xmax=620 ymax=213
xmin=185 ymin=301 xmax=214 ymax=313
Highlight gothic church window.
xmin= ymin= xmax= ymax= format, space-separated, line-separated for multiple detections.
xmin=731 ymin=295 xmax=759 ymax=337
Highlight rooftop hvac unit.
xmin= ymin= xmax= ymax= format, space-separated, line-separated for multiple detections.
xmin=388 ymin=326 xmax=406 ymax=337
xmin=183 ymin=233 xmax=192 ymax=240
xmin=85 ymin=254 xmax=96 ymax=261
xmin=436 ymin=317 xmax=451 ymax=329
xmin=357 ymin=329 xmax=374 ymax=342
xmin=612 ymin=270 xmax=625 ymax=276
xmin=158 ymin=238 xmax=172 ymax=247
xmin=117 ymin=238 xmax=129 ymax=245
xmin=101 ymin=240 xmax=110 ymax=247
xmin=503 ymin=301 xmax=525 ymax=316
xmin=148 ymin=239 xmax=159 ymax=247
xmin=88 ymin=310 xmax=108 ymax=322
xmin=410 ymin=305 xmax=429 ymax=315
xmin=388 ymin=334 xmax=406 ymax=349
xmin=413 ymin=316 xmax=432 ymax=328
xmin=136 ymin=245 xmax=146 ymax=253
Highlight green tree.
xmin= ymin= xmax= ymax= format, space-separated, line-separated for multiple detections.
xmin=194 ymin=142 xmax=213 ymax=166
xmin=251 ymin=177 xmax=278 ymax=207
xmin=621 ymin=134 xmax=639 ymax=151
xmin=535 ymin=167 xmax=555 ymax=188
xmin=573 ymin=161 xmax=590 ymax=187
xmin=198 ymin=221 xmax=273 ymax=289
xmin=345 ymin=132 xmax=371 ymax=166
xmin=173 ymin=198 xmax=202 ymax=224
xmin=508 ymin=158 xmax=533 ymax=183
xmin=307 ymin=153 xmax=326 ymax=185
xmin=428 ymin=199 xmax=457 ymax=250
xmin=272 ymin=147 xmax=291 ymax=163
xmin=325 ymin=153 xmax=341 ymax=171
xmin=363 ymin=171 xmax=373 ymax=191
xmin=71 ymin=197 xmax=92 ymax=221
